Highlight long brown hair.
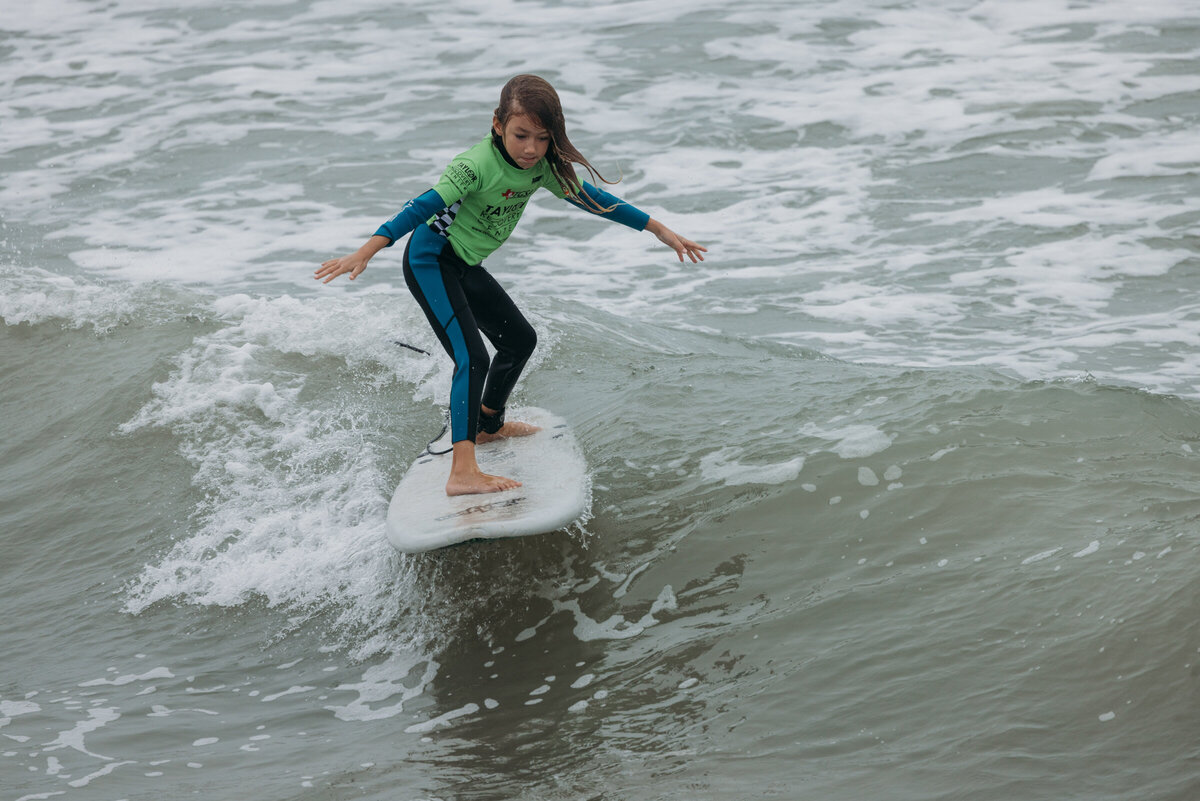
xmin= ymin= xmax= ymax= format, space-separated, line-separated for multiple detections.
xmin=493 ymin=75 xmax=616 ymax=210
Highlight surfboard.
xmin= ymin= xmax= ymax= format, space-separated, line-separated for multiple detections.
xmin=385 ymin=407 xmax=589 ymax=553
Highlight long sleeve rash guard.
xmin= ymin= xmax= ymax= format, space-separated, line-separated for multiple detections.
xmin=374 ymin=134 xmax=649 ymax=265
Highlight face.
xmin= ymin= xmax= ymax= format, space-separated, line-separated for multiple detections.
xmin=493 ymin=113 xmax=551 ymax=169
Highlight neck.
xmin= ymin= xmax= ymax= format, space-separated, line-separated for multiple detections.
xmin=492 ymin=131 xmax=521 ymax=169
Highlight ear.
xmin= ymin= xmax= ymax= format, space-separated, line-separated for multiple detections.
xmin=492 ymin=115 xmax=503 ymax=137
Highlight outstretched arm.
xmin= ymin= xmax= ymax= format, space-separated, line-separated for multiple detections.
xmin=315 ymin=188 xmax=447 ymax=284
xmin=566 ymin=182 xmax=707 ymax=263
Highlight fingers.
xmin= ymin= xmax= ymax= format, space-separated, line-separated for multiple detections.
xmin=676 ymin=238 xmax=707 ymax=263
xmin=656 ymin=224 xmax=707 ymax=263
xmin=314 ymin=264 xmax=340 ymax=283
xmin=314 ymin=257 xmax=359 ymax=283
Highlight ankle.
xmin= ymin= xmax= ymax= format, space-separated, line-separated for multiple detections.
xmin=478 ymin=406 xmax=506 ymax=435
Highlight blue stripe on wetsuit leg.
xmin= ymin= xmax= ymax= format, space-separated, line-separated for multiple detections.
xmin=408 ymin=226 xmax=474 ymax=443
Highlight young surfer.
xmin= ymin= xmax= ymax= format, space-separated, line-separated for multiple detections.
xmin=317 ymin=74 xmax=705 ymax=496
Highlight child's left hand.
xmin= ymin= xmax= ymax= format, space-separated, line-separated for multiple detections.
xmin=647 ymin=218 xmax=707 ymax=263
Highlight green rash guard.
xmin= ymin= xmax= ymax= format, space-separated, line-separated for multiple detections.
xmin=427 ymin=135 xmax=568 ymax=265
xmin=373 ymin=134 xmax=650 ymax=264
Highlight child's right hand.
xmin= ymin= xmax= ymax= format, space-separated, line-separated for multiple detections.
xmin=315 ymin=253 xmax=369 ymax=283
xmin=316 ymin=235 xmax=391 ymax=284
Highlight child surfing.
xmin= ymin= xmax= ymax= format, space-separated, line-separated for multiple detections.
xmin=317 ymin=74 xmax=705 ymax=496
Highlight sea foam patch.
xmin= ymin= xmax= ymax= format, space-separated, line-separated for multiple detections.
xmin=699 ymin=447 xmax=805 ymax=487
xmin=0 ymin=266 xmax=200 ymax=334
xmin=801 ymin=423 xmax=895 ymax=460
xmin=114 ymin=284 xmax=558 ymax=666
xmin=6 ymin=0 xmax=1199 ymax=401
xmin=117 ymin=292 xmax=451 ymax=650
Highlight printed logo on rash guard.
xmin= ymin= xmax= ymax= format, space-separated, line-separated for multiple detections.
xmin=445 ymin=161 xmax=479 ymax=193
xmin=499 ymin=187 xmax=535 ymax=202
xmin=477 ymin=200 xmax=530 ymax=239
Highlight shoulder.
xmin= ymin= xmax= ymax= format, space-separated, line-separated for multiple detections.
xmin=449 ymin=136 xmax=512 ymax=185
xmin=538 ymin=163 xmax=574 ymax=199
xmin=438 ymin=137 xmax=493 ymax=194
xmin=454 ymin=136 xmax=495 ymax=164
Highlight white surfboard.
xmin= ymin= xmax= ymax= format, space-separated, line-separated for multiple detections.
xmin=386 ymin=407 xmax=589 ymax=553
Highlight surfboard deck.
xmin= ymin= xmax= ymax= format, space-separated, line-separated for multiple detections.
xmin=385 ymin=407 xmax=589 ymax=553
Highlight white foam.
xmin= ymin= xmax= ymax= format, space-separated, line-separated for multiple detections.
xmin=858 ymin=467 xmax=880 ymax=487
xmin=0 ymin=266 xmax=190 ymax=334
xmin=43 ymin=707 xmax=120 ymax=761
xmin=327 ymin=656 xmax=440 ymax=723
xmin=67 ymin=760 xmax=137 ymax=789
xmin=146 ymin=704 xmax=218 ymax=718
xmin=801 ymin=424 xmax=895 ymax=459
xmin=637 ymin=586 xmax=679 ymax=629
xmin=6 ymin=0 xmax=1200 ymax=400
xmin=1021 ymin=548 xmax=1062 ymax=565
xmin=557 ymin=600 xmax=645 ymax=642
xmin=403 ymin=703 xmax=480 ymax=735
xmin=699 ymin=447 xmax=805 ymax=487
xmin=116 ymin=291 xmax=518 ymax=662
xmin=261 ymin=686 xmax=315 ymax=703
xmin=1089 ymin=129 xmax=1200 ymax=181
xmin=0 ymin=700 xmax=41 ymax=720
xmin=930 ymin=447 xmax=957 ymax=462
xmin=78 ymin=667 xmax=174 ymax=687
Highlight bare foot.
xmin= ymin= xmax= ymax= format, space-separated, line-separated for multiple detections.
xmin=476 ymin=420 xmax=541 ymax=444
xmin=444 ymin=437 xmax=525 ymax=496
xmin=445 ymin=470 xmax=521 ymax=496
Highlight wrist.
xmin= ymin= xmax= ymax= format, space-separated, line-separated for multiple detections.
xmin=360 ymin=236 xmax=389 ymax=257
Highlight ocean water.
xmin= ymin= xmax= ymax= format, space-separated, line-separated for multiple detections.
xmin=3 ymin=0 xmax=1200 ymax=798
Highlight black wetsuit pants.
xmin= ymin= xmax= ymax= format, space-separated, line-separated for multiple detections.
xmin=402 ymin=224 xmax=536 ymax=443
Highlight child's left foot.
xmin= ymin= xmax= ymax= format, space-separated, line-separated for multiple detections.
xmin=477 ymin=420 xmax=540 ymax=444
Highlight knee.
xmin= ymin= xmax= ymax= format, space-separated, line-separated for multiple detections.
xmin=511 ymin=320 xmax=537 ymax=361
xmin=468 ymin=340 xmax=490 ymax=377
xmin=452 ymin=338 xmax=489 ymax=381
